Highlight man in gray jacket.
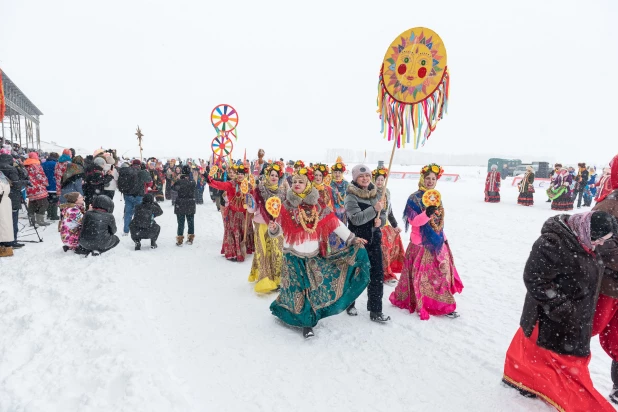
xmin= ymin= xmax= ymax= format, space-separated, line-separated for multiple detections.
xmin=345 ymin=164 xmax=390 ymax=322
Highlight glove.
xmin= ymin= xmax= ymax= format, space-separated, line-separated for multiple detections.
xmin=425 ymin=206 xmax=437 ymax=217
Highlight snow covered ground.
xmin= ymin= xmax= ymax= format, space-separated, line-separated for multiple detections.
xmin=0 ymin=165 xmax=615 ymax=412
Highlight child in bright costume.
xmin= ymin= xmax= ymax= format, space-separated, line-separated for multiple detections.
xmin=206 ymin=164 xmax=255 ymax=261
xmin=329 ymin=159 xmax=348 ymax=251
xmin=373 ymin=166 xmax=404 ymax=285
xmin=269 ymin=167 xmax=370 ymax=339
xmin=247 ymin=162 xmax=285 ymax=293
xmin=389 ymin=164 xmax=463 ymax=320
xmin=59 ymin=192 xmax=85 ymax=252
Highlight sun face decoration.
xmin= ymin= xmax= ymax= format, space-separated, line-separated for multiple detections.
xmin=240 ymin=179 xmax=249 ymax=195
xmin=266 ymin=196 xmax=282 ymax=219
xmin=395 ymin=44 xmax=433 ymax=89
xmin=382 ymin=28 xmax=447 ymax=104
xmin=209 ymin=165 xmax=219 ymax=177
xmin=422 ymin=189 xmax=442 ymax=207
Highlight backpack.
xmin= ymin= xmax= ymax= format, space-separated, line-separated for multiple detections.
xmin=117 ymin=167 xmax=139 ymax=194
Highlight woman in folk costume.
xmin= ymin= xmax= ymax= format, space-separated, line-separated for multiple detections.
xmin=329 ymin=158 xmax=349 ymax=251
xmin=373 ymin=166 xmax=404 ymax=285
xmin=502 ymin=211 xmax=616 ymax=412
xmin=389 ymin=164 xmax=464 ymax=320
xmin=206 ymin=164 xmax=255 ymax=262
xmin=268 ymin=167 xmax=370 ymax=339
xmin=484 ymin=164 xmax=501 ymax=203
xmin=312 ymin=163 xmax=337 ymax=254
xmin=218 ymin=166 xmax=234 ymax=255
xmin=247 ymin=162 xmax=285 ymax=293
xmin=595 ymin=167 xmax=613 ymax=203
xmin=547 ymin=167 xmax=574 ymax=211
xmin=517 ymin=165 xmax=535 ymax=206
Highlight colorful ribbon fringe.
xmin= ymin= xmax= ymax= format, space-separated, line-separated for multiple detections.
xmin=377 ymin=69 xmax=449 ymax=149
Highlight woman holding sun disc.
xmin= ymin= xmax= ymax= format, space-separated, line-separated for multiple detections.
xmin=389 ymin=163 xmax=463 ymax=320
xmin=247 ymin=162 xmax=285 ymax=293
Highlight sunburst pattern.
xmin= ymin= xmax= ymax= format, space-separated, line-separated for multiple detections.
xmin=382 ymin=28 xmax=446 ymax=104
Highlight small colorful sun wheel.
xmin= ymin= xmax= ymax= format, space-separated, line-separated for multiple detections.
xmin=211 ymin=135 xmax=234 ymax=158
xmin=266 ymin=197 xmax=282 ymax=219
xmin=422 ymin=189 xmax=442 ymax=208
xmin=211 ymin=104 xmax=239 ymax=134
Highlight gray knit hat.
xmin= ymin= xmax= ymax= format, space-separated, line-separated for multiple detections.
xmin=352 ymin=164 xmax=371 ymax=181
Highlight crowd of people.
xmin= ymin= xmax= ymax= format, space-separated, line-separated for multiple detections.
xmin=3 ymin=142 xmax=618 ymax=411
xmin=203 ymin=156 xmax=463 ymax=339
xmin=484 ymin=161 xmax=613 ymax=209
xmin=0 ymin=144 xmax=211 ymax=256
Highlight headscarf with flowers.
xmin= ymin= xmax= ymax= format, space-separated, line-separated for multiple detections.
xmin=293 ymin=167 xmax=314 ymax=198
xmin=313 ymin=163 xmax=330 ymax=176
xmin=419 ymin=163 xmax=444 ymax=190
xmin=331 ymin=161 xmax=346 ymax=175
xmin=265 ymin=162 xmax=284 ymax=180
xmin=372 ymin=166 xmax=388 ymax=180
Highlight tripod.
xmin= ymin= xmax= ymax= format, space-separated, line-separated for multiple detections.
xmin=18 ymin=198 xmax=43 ymax=243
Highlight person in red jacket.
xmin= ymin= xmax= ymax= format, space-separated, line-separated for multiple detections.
xmin=23 ymin=152 xmax=50 ymax=227
xmin=206 ymin=164 xmax=255 ymax=261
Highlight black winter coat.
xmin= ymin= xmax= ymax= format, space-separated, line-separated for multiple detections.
xmin=118 ymin=166 xmax=152 ymax=197
xmin=520 ymin=214 xmax=605 ymax=357
xmin=84 ymin=165 xmax=113 ymax=198
xmin=173 ymin=177 xmax=196 ymax=215
xmin=575 ymin=170 xmax=590 ymax=192
xmin=0 ymin=154 xmax=29 ymax=210
xmin=79 ymin=195 xmax=118 ymax=251
xmin=130 ymin=201 xmax=163 ymax=229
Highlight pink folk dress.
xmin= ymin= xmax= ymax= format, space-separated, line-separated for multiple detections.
xmin=389 ymin=190 xmax=463 ymax=320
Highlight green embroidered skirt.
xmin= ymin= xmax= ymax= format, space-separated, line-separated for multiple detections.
xmin=270 ymin=245 xmax=370 ymax=328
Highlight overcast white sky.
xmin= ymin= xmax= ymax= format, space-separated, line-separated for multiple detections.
xmin=1 ymin=0 xmax=617 ymax=163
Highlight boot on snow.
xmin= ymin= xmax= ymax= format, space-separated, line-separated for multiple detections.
xmin=303 ymin=327 xmax=314 ymax=339
xmin=445 ymin=311 xmax=460 ymax=319
xmin=0 ymin=246 xmax=14 ymax=257
xmin=187 ymin=234 xmax=195 ymax=245
xmin=135 ymin=241 xmax=141 ymax=251
xmin=36 ymin=214 xmax=50 ymax=226
xmin=502 ymin=378 xmax=537 ymax=398
xmin=346 ymin=303 xmax=358 ymax=316
xmin=176 ymin=236 xmax=184 ymax=246
xmin=151 ymin=240 xmax=158 ymax=249
xmin=370 ymin=312 xmax=391 ymax=323
xmin=610 ymin=361 xmax=618 ymax=404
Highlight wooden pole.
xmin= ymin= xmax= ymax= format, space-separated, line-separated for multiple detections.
xmin=381 ymin=136 xmax=398 ymax=201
